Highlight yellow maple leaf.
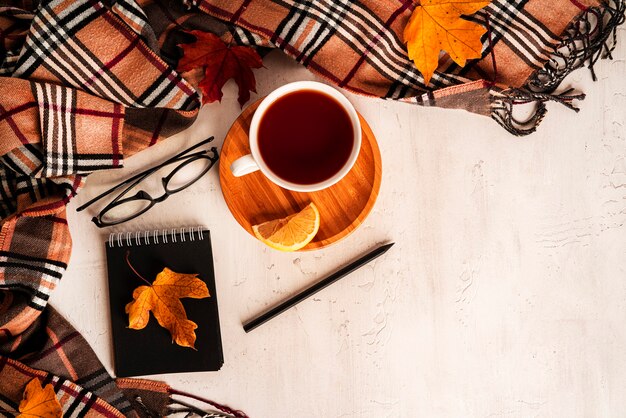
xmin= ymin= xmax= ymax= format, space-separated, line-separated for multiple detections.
xmin=17 ymin=378 xmax=63 ymax=418
xmin=125 ymin=267 xmax=210 ymax=349
xmin=404 ymin=0 xmax=491 ymax=85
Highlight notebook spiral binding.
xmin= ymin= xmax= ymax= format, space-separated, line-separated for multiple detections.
xmin=107 ymin=226 xmax=205 ymax=248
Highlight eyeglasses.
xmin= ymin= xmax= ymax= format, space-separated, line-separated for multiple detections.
xmin=77 ymin=137 xmax=219 ymax=227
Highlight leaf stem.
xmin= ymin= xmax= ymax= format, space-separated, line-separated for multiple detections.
xmin=125 ymin=250 xmax=152 ymax=285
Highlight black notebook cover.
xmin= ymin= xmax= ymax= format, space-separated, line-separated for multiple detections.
xmin=105 ymin=227 xmax=223 ymax=377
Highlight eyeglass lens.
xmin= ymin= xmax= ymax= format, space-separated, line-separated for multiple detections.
xmin=97 ymin=153 xmax=216 ymax=226
xmin=165 ymin=156 xmax=215 ymax=193
xmin=100 ymin=196 xmax=153 ymax=225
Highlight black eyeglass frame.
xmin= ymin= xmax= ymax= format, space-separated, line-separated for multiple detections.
xmin=76 ymin=137 xmax=218 ymax=227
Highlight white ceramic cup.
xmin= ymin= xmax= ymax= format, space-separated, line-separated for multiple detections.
xmin=230 ymin=81 xmax=361 ymax=192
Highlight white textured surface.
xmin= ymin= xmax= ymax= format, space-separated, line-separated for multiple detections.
xmin=53 ymin=31 xmax=626 ymax=418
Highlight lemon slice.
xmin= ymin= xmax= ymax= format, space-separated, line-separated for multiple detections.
xmin=252 ymin=203 xmax=320 ymax=251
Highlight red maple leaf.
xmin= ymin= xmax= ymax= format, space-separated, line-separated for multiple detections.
xmin=177 ymin=31 xmax=263 ymax=107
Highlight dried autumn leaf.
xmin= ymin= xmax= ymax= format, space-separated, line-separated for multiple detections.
xmin=404 ymin=0 xmax=490 ymax=85
xmin=125 ymin=267 xmax=210 ymax=349
xmin=177 ymin=30 xmax=263 ymax=107
xmin=17 ymin=378 xmax=63 ymax=418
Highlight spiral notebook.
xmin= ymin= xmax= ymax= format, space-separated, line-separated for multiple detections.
xmin=105 ymin=227 xmax=223 ymax=377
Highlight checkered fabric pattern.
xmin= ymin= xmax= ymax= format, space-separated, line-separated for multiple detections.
xmin=0 ymin=0 xmax=624 ymax=416
xmin=0 ymin=0 xmax=201 ymax=338
xmin=0 ymin=0 xmax=255 ymax=414
xmin=0 ymin=307 xmax=168 ymax=417
xmin=0 ymin=359 xmax=126 ymax=418
xmin=194 ymin=0 xmax=624 ymax=132
xmin=0 ymin=0 xmax=205 ymax=415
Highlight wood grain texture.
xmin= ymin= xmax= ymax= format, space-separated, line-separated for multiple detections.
xmin=218 ymin=99 xmax=382 ymax=250
xmin=64 ymin=34 xmax=626 ymax=418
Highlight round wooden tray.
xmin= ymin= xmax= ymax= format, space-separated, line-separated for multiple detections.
xmin=219 ymin=99 xmax=382 ymax=250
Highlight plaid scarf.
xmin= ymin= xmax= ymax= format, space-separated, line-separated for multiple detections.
xmin=190 ymin=0 xmax=624 ymax=135
xmin=0 ymin=0 xmax=624 ymax=416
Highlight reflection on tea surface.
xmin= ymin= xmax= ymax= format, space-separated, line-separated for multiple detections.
xmin=258 ymin=90 xmax=354 ymax=185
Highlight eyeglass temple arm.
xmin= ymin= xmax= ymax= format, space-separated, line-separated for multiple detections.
xmin=76 ymin=136 xmax=215 ymax=211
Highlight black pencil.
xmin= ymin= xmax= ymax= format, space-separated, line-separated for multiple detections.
xmin=243 ymin=242 xmax=395 ymax=333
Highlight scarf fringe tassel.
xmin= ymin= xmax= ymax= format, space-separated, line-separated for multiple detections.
xmin=491 ymin=0 xmax=626 ymax=136
xmin=132 ymin=389 xmax=249 ymax=418
xmin=168 ymin=389 xmax=249 ymax=418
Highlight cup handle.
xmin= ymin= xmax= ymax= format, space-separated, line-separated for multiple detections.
xmin=230 ymin=154 xmax=260 ymax=177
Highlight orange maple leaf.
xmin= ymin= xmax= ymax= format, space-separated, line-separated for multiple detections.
xmin=17 ymin=378 xmax=63 ymax=418
xmin=177 ymin=30 xmax=263 ymax=107
xmin=403 ymin=0 xmax=490 ymax=85
xmin=125 ymin=262 xmax=210 ymax=349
